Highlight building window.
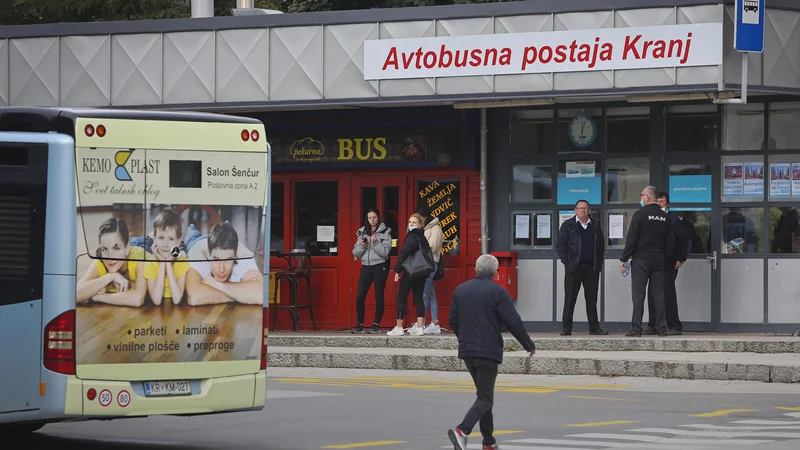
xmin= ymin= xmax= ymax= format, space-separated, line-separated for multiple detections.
xmin=673 ymin=209 xmax=712 ymax=254
xmin=769 ymin=102 xmax=800 ymax=150
xmin=668 ymin=163 xmax=712 ymax=204
xmin=666 ymin=105 xmax=720 ymax=152
xmin=510 ymin=110 xmax=557 ymax=157
xmin=722 ymin=207 xmax=764 ymax=254
xmin=607 ymin=107 xmax=650 ymax=153
xmin=722 ymin=104 xmax=765 ymax=151
xmin=557 ymin=160 xmax=602 ymax=206
xmin=605 ymin=207 xmax=638 ymax=249
xmin=766 ymin=155 xmax=800 ymax=202
xmin=770 ymin=206 xmax=800 ymax=254
xmin=270 ymin=182 xmax=285 ymax=252
xmin=512 ymin=165 xmax=552 ymax=203
xmin=606 ymin=158 xmax=650 ymax=204
xmin=721 ymin=155 xmax=765 ymax=203
xmin=293 ymin=180 xmax=338 ymax=256
xmin=558 ymin=108 xmax=603 ymax=154
xmin=512 ymin=211 xmax=553 ymax=249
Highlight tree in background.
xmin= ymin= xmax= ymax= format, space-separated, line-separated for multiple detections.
xmin=0 ymin=0 xmax=511 ymax=25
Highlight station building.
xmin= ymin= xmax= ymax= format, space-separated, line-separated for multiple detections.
xmin=1 ymin=0 xmax=798 ymax=332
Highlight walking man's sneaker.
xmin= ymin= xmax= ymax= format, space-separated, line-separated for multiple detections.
xmin=447 ymin=428 xmax=468 ymax=450
xmin=367 ymin=323 xmax=381 ymax=334
xmin=483 ymin=444 xmax=499 ymax=450
xmin=643 ymin=327 xmax=657 ymax=335
xmin=351 ymin=324 xmax=364 ymax=334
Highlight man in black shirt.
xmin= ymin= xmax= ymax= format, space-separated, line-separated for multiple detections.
xmin=556 ymin=200 xmax=607 ymax=336
xmin=619 ymin=186 xmax=675 ymax=337
xmin=643 ymin=193 xmax=692 ymax=336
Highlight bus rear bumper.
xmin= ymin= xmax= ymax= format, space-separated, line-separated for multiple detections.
xmin=64 ymin=370 xmax=266 ymax=417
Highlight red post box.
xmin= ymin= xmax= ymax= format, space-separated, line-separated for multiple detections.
xmin=490 ymin=252 xmax=517 ymax=301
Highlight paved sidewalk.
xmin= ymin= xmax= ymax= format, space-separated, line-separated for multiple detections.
xmin=268 ymin=346 xmax=800 ymax=383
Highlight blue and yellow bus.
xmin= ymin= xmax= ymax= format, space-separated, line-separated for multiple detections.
xmin=0 ymin=107 xmax=270 ymax=434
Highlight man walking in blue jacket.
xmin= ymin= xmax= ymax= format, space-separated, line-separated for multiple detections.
xmin=447 ymin=254 xmax=536 ymax=450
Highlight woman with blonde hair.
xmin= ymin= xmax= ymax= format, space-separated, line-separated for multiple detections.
xmin=388 ymin=213 xmax=433 ymax=336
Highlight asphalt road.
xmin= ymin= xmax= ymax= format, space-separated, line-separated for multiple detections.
xmin=7 ymin=367 xmax=800 ymax=450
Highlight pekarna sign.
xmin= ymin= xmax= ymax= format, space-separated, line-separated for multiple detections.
xmin=363 ymin=23 xmax=722 ymax=80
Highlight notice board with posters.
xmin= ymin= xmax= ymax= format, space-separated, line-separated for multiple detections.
xmin=417 ymin=179 xmax=460 ymax=256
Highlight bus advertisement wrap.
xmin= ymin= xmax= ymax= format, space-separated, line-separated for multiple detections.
xmin=75 ymin=147 xmax=267 ymax=365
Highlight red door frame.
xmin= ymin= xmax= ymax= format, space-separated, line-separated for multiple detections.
xmin=270 ymin=171 xmax=352 ymax=331
xmin=350 ymin=174 xmax=409 ymax=329
xmin=269 ymin=167 xmax=479 ymax=331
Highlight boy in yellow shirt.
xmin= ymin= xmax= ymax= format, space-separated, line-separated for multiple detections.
xmin=144 ymin=208 xmax=189 ymax=305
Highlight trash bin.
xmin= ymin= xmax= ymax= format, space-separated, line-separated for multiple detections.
xmin=490 ymin=252 xmax=517 ymax=301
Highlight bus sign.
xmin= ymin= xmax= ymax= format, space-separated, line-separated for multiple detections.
xmin=734 ymin=0 xmax=765 ymax=53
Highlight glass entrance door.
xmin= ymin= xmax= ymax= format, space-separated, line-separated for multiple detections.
xmin=665 ymin=158 xmax=719 ymax=330
xmin=350 ymin=176 xmax=407 ymax=330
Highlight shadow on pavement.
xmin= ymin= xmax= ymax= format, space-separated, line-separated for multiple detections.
xmin=4 ymin=432 xmax=215 ymax=450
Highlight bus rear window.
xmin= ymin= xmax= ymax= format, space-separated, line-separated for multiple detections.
xmin=169 ymin=160 xmax=202 ymax=188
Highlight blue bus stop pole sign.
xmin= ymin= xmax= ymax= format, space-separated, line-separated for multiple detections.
xmin=734 ymin=0 xmax=765 ymax=52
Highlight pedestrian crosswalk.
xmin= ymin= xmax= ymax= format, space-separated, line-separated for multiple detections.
xmin=441 ymin=412 xmax=800 ymax=449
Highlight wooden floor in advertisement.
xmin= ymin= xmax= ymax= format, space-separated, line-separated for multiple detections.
xmin=75 ymin=302 xmax=262 ymax=364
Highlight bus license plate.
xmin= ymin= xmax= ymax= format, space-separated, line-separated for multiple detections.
xmin=144 ymin=380 xmax=190 ymax=397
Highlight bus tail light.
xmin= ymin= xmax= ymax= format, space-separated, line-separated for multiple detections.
xmin=44 ymin=310 xmax=76 ymax=375
xmin=96 ymin=124 xmax=106 ymax=137
xmin=261 ymin=307 xmax=268 ymax=370
xmin=241 ymin=129 xmax=250 ymax=141
xmin=84 ymin=124 xmax=94 ymax=137
xmin=251 ymin=130 xmax=259 ymax=142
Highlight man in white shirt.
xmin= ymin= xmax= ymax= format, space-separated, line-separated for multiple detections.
xmin=556 ymin=200 xmax=607 ymax=336
xmin=185 ymin=222 xmax=263 ymax=305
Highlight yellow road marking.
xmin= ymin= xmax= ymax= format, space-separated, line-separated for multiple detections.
xmin=568 ymin=396 xmax=640 ymax=402
xmin=566 ymin=420 xmax=640 ymax=428
xmin=776 ymin=406 xmax=800 ymax=411
xmin=321 ymin=441 xmax=405 ymax=449
xmin=272 ymin=376 xmax=629 ymax=395
xmin=691 ymin=409 xmax=757 ymax=417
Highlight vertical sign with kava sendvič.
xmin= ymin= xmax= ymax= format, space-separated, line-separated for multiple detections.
xmin=735 ymin=0 xmax=765 ymax=53
xmin=418 ymin=180 xmax=460 ymax=256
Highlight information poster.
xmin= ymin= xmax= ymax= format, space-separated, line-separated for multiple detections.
xmin=417 ymin=179 xmax=460 ymax=256
xmin=744 ymin=162 xmax=764 ymax=196
xmin=669 ymin=174 xmax=712 ymax=203
xmin=75 ymin=147 xmax=266 ymax=365
xmin=565 ymin=161 xmax=595 ymax=178
xmin=559 ymin=211 xmax=574 ymax=228
xmin=723 ymin=163 xmax=743 ymax=196
xmin=792 ymin=164 xmax=800 ymax=196
xmin=514 ymin=214 xmax=530 ymax=239
xmin=770 ymin=163 xmax=790 ymax=197
xmin=536 ymin=214 xmax=551 ymax=239
xmin=557 ymin=176 xmax=601 ymax=206
xmin=608 ymin=214 xmax=624 ymax=240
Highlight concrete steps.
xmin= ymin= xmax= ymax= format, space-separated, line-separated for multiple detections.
xmin=266 ymin=332 xmax=800 ymax=383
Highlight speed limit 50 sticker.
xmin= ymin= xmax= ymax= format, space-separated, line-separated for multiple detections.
xmin=98 ymin=389 xmax=112 ymax=407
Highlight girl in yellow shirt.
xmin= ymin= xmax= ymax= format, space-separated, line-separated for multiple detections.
xmin=76 ymin=218 xmax=148 ymax=307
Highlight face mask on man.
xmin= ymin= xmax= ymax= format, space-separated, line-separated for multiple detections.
xmin=640 ymin=200 xmax=646 ymax=208
xmin=408 ymin=225 xmax=417 ymax=231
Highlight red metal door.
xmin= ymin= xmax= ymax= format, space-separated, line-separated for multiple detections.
xmin=350 ymin=176 xmax=409 ymax=329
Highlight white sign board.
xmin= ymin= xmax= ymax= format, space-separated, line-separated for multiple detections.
xmin=364 ymin=23 xmax=723 ymax=80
